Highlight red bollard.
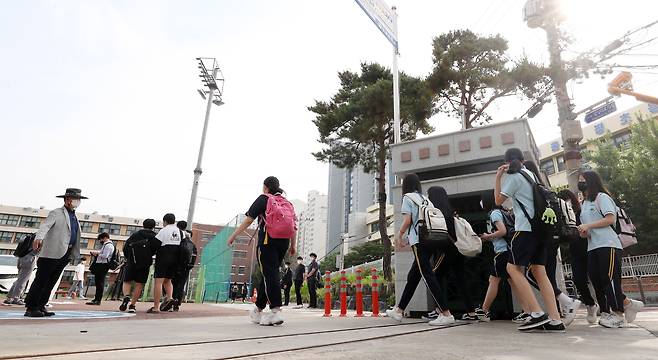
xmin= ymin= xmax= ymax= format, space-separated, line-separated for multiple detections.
xmin=355 ymin=268 xmax=363 ymax=317
xmin=340 ymin=270 xmax=347 ymax=317
xmin=371 ymin=268 xmax=379 ymax=317
xmin=323 ymin=271 xmax=332 ymax=317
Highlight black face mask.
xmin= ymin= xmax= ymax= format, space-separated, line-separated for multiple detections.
xmin=577 ymin=181 xmax=588 ymax=192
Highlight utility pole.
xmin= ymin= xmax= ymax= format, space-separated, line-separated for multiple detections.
xmin=187 ymin=57 xmax=224 ymax=227
xmin=524 ymin=0 xmax=583 ymax=193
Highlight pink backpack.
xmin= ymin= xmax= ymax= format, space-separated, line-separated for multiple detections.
xmin=595 ymin=196 xmax=638 ymax=248
xmin=263 ymin=193 xmax=297 ymax=239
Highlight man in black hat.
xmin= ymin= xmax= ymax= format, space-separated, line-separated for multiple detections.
xmin=25 ymin=188 xmax=85 ymax=317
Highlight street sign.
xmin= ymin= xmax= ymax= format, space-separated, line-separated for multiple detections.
xmin=354 ymin=0 xmax=398 ymax=50
xmin=584 ymin=101 xmax=617 ymax=123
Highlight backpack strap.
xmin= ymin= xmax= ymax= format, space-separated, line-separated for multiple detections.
xmin=593 ymin=193 xmax=618 ymax=233
xmin=403 ymin=193 xmax=426 ymax=236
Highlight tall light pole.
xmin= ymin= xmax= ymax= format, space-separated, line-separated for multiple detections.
xmin=524 ymin=0 xmax=583 ymax=193
xmin=187 ymin=57 xmax=224 ymax=227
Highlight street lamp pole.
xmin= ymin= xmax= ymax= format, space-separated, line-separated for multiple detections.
xmin=187 ymin=58 xmax=224 ymax=227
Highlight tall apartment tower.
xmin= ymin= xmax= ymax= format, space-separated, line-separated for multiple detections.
xmin=296 ymin=191 xmax=328 ymax=260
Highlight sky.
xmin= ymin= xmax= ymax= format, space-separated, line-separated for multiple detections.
xmin=1 ymin=0 xmax=656 ymax=225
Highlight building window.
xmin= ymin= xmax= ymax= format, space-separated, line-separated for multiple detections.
xmin=613 ymin=132 xmax=632 ymax=149
xmin=370 ymin=222 xmax=380 ymax=233
xmin=231 ymin=265 xmax=236 ymax=275
xmin=0 ymin=214 xmax=20 ymax=226
xmin=80 ymin=238 xmax=90 ymax=249
xmin=238 ymin=266 xmax=245 ymax=275
xmin=234 ymin=250 xmax=247 ymax=259
xmin=19 ymin=216 xmax=41 ymax=228
xmin=80 ymin=221 xmax=94 ymax=233
xmin=556 ymin=156 xmax=566 ymax=172
xmin=540 ymin=159 xmax=556 ymax=176
xmin=99 ymin=223 xmax=121 ymax=235
xmin=124 ymin=225 xmax=140 ymax=236
xmin=0 ymin=231 xmax=14 ymax=243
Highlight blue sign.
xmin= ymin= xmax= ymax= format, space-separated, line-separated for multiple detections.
xmin=619 ymin=112 xmax=631 ymax=126
xmin=550 ymin=142 xmax=560 ymax=152
xmin=585 ymin=101 xmax=617 ymax=123
xmin=649 ymin=103 xmax=658 ymax=114
xmin=594 ymin=123 xmax=605 ymax=135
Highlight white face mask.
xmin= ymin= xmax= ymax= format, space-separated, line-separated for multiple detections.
xmin=71 ymin=199 xmax=81 ymax=209
xmin=297 ymin=260 xmax=302 ymax=264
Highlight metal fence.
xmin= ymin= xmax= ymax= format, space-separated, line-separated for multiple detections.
xmin=563 ymin=253 xmax=658 ymax=279
xmin=330 ymin=256 xmax=395 ymax=277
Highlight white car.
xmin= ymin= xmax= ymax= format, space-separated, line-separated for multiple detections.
xmin=0 ymin=255 xmax=18 ymax=293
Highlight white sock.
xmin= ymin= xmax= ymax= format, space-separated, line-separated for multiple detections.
xmin=531 ymin=311 xmax=545 ymax=318
xmin=557 ymin=293 xmax=573 ymax=307
xmin=549 ymin=319 xmax=563 ymax=325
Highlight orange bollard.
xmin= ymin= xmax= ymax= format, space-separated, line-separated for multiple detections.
xmin=340 ymin=270 xmax=347 ymax=317
xmin=355 ymin=268 xmax=363 ymax=317
xmin=323 ymin=271 xmax=332 ymax=317
xmin=371 ymin=268 xmax=379 ymax=317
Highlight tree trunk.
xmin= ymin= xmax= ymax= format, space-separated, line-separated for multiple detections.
xmin=377 ymin=141 xmax=393 ymax=282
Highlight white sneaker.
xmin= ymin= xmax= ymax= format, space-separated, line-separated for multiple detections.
xmin=269 ymin=310 xmax=284 ymax=326
xmin=386 ymin=309 xmax=403 ymax=322
xmin=599 ymin=312 xmax=623 ymax=328
xmin=259 ymin=313 xmax=273 ymax=326
xmin=428 ymin=313 xmax=456 ymax=326
xmin=586 ymin=304 xmax=599 ymax=325
xmin=624 ymin=299 xmax=644 ymax=324
xmin=249 ymin=307 xmax=262 ymax=324
xmin=562 ymin=299 xmax=581 ymax=327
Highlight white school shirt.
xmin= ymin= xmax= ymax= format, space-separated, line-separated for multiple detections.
xmin=73 ymin=263 xmax=86 ymax=282
xmin=156 ymin=224 xmax=182 ymax=246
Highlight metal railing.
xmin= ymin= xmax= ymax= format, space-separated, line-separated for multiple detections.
xmin=330 ymin=256 xmax=395 ymax=277
xmin=621 ymin=254 xmax=658 ymax=278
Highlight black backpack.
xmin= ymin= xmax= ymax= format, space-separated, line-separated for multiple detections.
xmin=515 ymin=170 xmax=560 ymax=236
xmin=490 ymin=209 xmax=515 ymax=242
xmin=13 ymin=233 xmax=35 ymax=258
xmin=108 ymin=245 xmax=121 ymax=270
xmin=179 ymin=232 xmax=197 ymax=270
xmin=125 ymin=236 xmax=153 ymax=268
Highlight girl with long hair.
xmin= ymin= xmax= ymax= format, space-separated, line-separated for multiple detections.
xmin=386 ymin=174 xmax=455 ymax=326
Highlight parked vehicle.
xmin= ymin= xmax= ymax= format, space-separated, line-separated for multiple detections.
xmin=0 ymin=255 xmax=18 ymax=293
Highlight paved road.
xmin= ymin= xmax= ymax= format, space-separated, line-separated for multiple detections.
xmin=1 ymin=302 xmax=657 ymax=360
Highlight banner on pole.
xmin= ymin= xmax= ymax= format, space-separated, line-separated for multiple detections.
xmin=354 ymin=0 xmax=398 ymax=50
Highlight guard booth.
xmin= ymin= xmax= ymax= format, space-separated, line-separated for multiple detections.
xmin=390 ymin=118 xmax=542 ymax=317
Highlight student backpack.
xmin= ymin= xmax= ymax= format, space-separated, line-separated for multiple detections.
xmin=515 ymin=170 xmax=561 ymax=236
xmin=126 ymin=236 xmax=153 ymax=268
xmin=453 ymin=216 xmax=482 ymax=257
xmin=13 ymin=233 xmax=35 ymax=258
xmin=489 ymin=209 xmax=515 ymax=242
xmin=595 ymin=196 xmax=638 ymax=248
xmin=263 ymin=193 xmax=298 ymax=239
xmin=179 ymin=232 xmax=198 ymax=270
xmin=404 ymin=193 xmax=451 ymax=249
xmin=108 ymin=245 xmax=121 ymax=270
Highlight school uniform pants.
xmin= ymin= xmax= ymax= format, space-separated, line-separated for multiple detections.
xmin=433 ymin=244 xmax=475 ymax=313
xmin=25 ymin=250 xmax=71 ymax=311
xmin=398 ymin=244 xmax=449 ymax=312
xmin=173 ymin=268 xmax=190 ymax=303
xmin=526 ymin=236 xmax=562 ymax=299
xmin=8 ymin=253 xmax=36 ymax=300
xmin=307 ymin=278 xmax=319 ymax=308
xmin=569 ymin=235 xmax=596 ymax=306
xmin=255 ymin=239 xmax=289 ymax=310
xmin=294 ymin=279 xmax=304 ymax=305
xmin=588 ymin=247 xmax=624 ymax=314
xmin=92 ymin=264 xmax=110 ymax=302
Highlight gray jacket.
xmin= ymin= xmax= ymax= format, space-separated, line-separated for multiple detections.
xmin=35 ymin=206 xmax=81 ymax=261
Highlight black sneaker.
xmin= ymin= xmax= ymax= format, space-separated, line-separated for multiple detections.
xmin=461 ymin=313 xmax=479 ymax=321
xmin=128 ymin=305 xmax=136 ymax=313
xmin=540 ymin=322 xmax=566 ymax=333
xmin=39 ymin=307 xmax=55 ymax=317
xmin=119 ymin=296 xmax=130 ymax=312
xmin=24 ymin=309 xmax=45 ymax=318
xmin=422 ymin=310 xmax=439 ymax=321
xmin=475 ymin=308 xmax=490 ymax=322
xmin=513 ymin=312 xmax=531 ymax=324
xmin=518 ymin=313 xmax=550 ymax=331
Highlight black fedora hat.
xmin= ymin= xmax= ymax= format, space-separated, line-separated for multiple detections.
xmin=55 ymin=188 xmax=89 ymax=199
